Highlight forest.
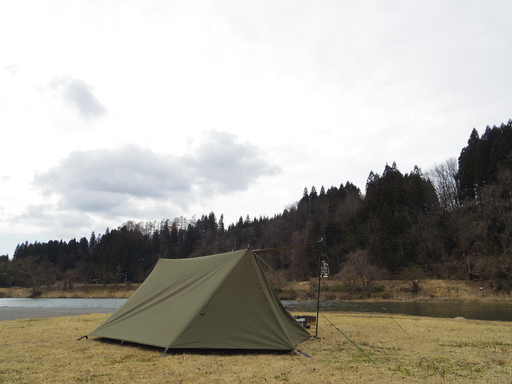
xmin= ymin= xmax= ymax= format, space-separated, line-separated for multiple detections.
xmin=2 ymin=120 xmax=512 ymax=294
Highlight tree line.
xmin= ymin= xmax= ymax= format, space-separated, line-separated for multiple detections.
xmin=2 ymin=120 xmax=512 ymax=294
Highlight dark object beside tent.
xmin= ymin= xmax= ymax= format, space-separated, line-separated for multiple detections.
xmin=89 ymin=249 xmax=311 ymax=351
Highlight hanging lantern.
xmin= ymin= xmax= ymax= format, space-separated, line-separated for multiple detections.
xmin=320 ymin=260 xmax=329 ymax=278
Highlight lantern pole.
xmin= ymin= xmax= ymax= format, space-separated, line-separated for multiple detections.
xmin=315 ymin=253 xmax=322 ymax=337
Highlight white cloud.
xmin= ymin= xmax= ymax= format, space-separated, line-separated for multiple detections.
xmin=2 ymin=64 xmax=18 ymax=77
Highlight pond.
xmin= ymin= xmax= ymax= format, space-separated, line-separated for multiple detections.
xmin=1 ymin=298 xmax=511 ymax=322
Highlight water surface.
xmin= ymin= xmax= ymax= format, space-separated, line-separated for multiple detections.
xmin=1 ymin=298 xmax=510 ymax=322
xmin=283 ymin=300 xmax=512 ymax=322
xmin=0 ymin=298 xmax=126 ymax=308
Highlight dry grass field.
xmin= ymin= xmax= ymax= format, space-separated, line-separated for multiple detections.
xmin=1 ymin=311 xmax=511 ymax=383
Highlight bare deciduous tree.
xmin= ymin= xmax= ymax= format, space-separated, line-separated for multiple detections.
xmin=13 ymin=256 xmax=57 ymax=297
xmin=427 ymin=158 xmax=459 ymax=211
xmin=339 ymin=250 xmax=384 ymax=296
xmin=400 ymin=265 xmax=425 ymax=294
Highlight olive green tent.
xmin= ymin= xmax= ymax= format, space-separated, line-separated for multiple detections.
xmin=89 ymin=249 xmax=311 ymax=351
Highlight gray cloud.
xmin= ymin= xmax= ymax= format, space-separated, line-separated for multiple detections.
xmin=34 ymin=145 xmax=191 ymax=213
xmin=17 ymin=203 xmax=94 ymax=229
xmin=186 ymin=130 xmax=281 ymax=194
xmin=13 ymin=203 xmax=95 ymax=243
xmin=32 ymin=131 xmax=280 ymax=217
xmin=50 ymin=77 xmax=107 ymax=120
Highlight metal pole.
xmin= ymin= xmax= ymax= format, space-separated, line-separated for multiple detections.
xmin=315 ymin=253 xmax=321 ymax=337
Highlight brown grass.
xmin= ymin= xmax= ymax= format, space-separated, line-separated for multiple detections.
xmin=0 ymin=284 xmax=140 ymax=299
xmin=1 ymin=312 xmax=511 ymax=383
xmin=284 ymin=279 xmax=512 ymax=302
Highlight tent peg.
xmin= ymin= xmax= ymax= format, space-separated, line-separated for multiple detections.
xmin=295 ymin=348 xmax=312 ymax=358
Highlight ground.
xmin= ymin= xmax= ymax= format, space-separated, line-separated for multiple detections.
xmin=1 ymin=312 xmax=511 ymax=383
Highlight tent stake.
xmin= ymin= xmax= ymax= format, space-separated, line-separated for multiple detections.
xmin=162 ymin=348 xmax=169 ymax=358
xmin=295 ymin=348 xmax=312 ymax=358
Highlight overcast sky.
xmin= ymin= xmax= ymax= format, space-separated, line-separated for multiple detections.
xmin=1 ymin=1 xmax=512 ymax=257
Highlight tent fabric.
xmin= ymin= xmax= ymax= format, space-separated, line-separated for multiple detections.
xmin=89 ymin=249 xmax=311 ymax=350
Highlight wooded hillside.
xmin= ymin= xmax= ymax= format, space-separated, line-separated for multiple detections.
xmin=2 ymin=120 xmax=512 ymax=293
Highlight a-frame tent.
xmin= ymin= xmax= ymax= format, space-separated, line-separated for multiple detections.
xmin=89 ymin=249 xmax=311 ymax=351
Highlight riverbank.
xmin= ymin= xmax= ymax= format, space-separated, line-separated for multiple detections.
xmin=1 ymin=279 xmax=510 ymax=302
xmin=1 ymin=312 xmax=510 ymax=383
xmin=285 ymin=278 xmax=512 ymax=302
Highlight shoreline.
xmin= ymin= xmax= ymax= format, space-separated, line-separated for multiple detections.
xmin=1 ymin=278 xmax=511 ymax=303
